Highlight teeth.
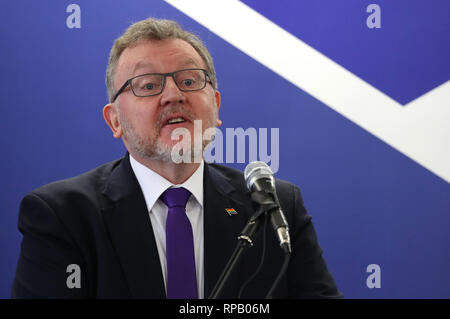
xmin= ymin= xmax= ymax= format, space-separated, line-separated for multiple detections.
xmin=167 ymin=117 xmax=185 ymax=124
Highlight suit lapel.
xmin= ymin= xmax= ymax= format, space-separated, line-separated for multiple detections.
xmin=203 ymin=164 xmax=254 ymax=298
xmin=100 ymin=155 xmax=255 ymax=299
xmin=101 ymin=154 xmax=166 ymax=298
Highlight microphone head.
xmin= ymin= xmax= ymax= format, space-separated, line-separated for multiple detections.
xmin=244 ymin=161 xmax=274 ymax=191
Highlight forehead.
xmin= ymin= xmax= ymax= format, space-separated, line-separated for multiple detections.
xmin=116 ymin=38 xmax=205 ymax=78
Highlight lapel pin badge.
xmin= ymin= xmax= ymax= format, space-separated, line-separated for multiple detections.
xmin=226 ymin=208 xmax=238 ymax=216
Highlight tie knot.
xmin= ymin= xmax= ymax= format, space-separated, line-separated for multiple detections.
xmin=161 ymin=187 xmax=191 ymax=208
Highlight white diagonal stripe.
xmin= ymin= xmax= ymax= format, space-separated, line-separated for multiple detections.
xmin=164 ymin=0 xmax=450 ymax=183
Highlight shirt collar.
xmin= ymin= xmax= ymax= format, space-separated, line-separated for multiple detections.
xmin=129 ymin=154 xmax=204 ymax=211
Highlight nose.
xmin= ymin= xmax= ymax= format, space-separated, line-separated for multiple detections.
xmin=160 ymin=75 xmax=186 ymax=106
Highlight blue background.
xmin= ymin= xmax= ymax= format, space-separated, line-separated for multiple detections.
xmin=1 ymin=0 xmax=449 ymax=298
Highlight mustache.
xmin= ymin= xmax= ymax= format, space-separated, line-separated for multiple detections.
xmin=155 ymin=105 xmax=196 ymax=130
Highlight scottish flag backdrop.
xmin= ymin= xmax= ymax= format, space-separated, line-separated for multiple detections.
xmin=1 ymin=0 xmax=449 ymax=298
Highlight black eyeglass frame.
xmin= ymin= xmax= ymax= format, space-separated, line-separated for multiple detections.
xmin=111 ymin=68 xmax=212 ymax=102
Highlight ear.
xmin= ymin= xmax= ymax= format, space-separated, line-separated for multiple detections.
xmin=215 ymin=90 xmax=222 ymax=127
xmin=103 ymin=103 xmax=123 ymax=138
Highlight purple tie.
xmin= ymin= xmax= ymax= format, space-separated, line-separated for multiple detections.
xmin=161 ymin=187 xmax=198 ymax=299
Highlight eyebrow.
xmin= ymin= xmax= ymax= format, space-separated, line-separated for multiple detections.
xmin=132 ymin=61 xmax=156 ymax=74
xmin=131 ymin=58 xmax=201 ymax=75
xmin=178 ymin=58 xmax=201 ymax=69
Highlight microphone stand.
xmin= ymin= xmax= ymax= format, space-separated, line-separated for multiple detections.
xmin=208 ymin=192 xmax=278 ymax=299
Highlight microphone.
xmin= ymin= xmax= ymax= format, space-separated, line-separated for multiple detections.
xmin=244 ymin=161 xmax=291 ymax=254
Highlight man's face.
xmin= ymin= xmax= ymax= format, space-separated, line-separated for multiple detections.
xmin=104 ymin=38 xmax=221 ymax=163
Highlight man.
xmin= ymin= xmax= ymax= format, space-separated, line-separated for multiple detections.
xmin=11 ymin=17 xmax=342 ymax=298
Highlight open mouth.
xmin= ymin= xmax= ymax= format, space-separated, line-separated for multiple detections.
xmin=166 ymin=117 xmax=187 ymax=125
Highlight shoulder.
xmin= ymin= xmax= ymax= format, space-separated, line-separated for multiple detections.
xmin=205 ymin=162 xmax=246 ymax=182
xmin=25 ymin=157 xmax=123 ymax=209
xmin=206 ymin=163 xmax=310 ymax=235
xmin=205 ymin=162 xmax=304 ymax=206
xmin=17 ymin=157 xmax=126 ymax=247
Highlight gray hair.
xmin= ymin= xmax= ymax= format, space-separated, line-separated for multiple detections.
xmin=105 ymin=17 xmax=217 ymax=102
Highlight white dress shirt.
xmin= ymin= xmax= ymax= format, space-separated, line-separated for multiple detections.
xmin=129 ymin=155 xmax=205 ymax=298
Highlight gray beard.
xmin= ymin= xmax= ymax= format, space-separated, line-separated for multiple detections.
xmin=118 ymin=105 xmax=217 ymax=163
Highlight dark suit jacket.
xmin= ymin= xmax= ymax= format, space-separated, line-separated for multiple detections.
xmin=11 ymin=154 xmax=342 ymax=298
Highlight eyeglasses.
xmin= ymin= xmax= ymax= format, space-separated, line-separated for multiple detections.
xmin=111 ymin=68 xmax=212 ymax=102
